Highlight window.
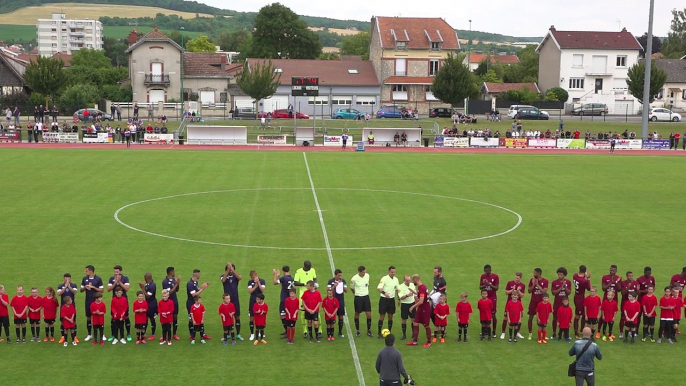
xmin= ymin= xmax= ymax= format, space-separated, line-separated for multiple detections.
xmin=612 ymin=78 xmax=627 ymax=90
xmin=393 ymin=85 xmax=407 ymax=92
xmin=654 ymin=89 xmax=664 ymax=100
xmin=569 ymin=78 xmax=584 ymax=89
xmin=682 ymin=90 xmax=686 ymax=100
xmin=396 ymin=41 xmax=407 ymax=50
xmin=572 ymin=54 xmax=583 ymax=67
xmin=274 ymin=68 xmax=282 ymax=73
xmin=616 ymin=55 xmax=627 ymax=67
xmin=429 ymin=59 xmax=440 ymax=76
xmin=395 ymin=58 xmax=406 ymax=76
xmin=308 ymin=96 xmax=329 ymax=105
xmin=392 ymin=85 xmax=408 ymax=101
xmin=331 ymin=96 xmax=352 ymax=105
xmin=355 ymin=96 xmax=376 ymax=105
xmin=430 ymin=42 xmax=441 ymax=51
xmin=347 ymin=69 xmax=358 ymax=74
xmin=426 ymin=86 xmax=438 ymax=101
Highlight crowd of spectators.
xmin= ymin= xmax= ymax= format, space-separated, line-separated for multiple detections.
xmin=451 ymin=112 xmax=478 ymax=125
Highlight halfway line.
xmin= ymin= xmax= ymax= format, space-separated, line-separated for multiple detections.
xmin=303 ymin=152 xmax=366 ymax=386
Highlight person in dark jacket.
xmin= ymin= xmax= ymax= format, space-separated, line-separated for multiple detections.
xmin=569 ymin=327 xmax=602 ymax=386
xmin=376 ymin=334 xmax=412 ymax=385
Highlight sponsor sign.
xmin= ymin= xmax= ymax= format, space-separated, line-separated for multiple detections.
xmin=82 ymin=132 xmax=110 ymax=143
xmin=323 ymin=135 xmax=353 ymax=147
xmin=433 ymin=136 xmax=444 ymax=147
xmin=498 ymin=138 xmax=528 ymax=148
xmin=614 ymin=139 xmax=642 ymax=150
xmin=528 ymin=138 xmax=557 ymax=148
xmin=642 ymin=139 xmax=670 ymax=150
xmin=585 ymin=140 xmax=611 ymax=149
xmin=42 ymin=132 xmax=80 ymax=143
xmin=0 ymin=130 xmax=21 ymax=142
xmin=43 ymin=132 xmax=60 ymax=143
xmin=257 ymin=135 xmax=287 ymax=145
xmin=144 ymin=133 xmax=175 ymax=144
xmin=469 ymin=137 xmax=499 ymax=147
xmin=443 ymin=137 xmax=469 ymax=148
xmin=556 ymin=139 xmax=586 ymax=149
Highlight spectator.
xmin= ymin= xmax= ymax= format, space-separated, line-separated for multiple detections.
xmin=110 ymin=104 xmax=116 ymax=120
xmin=629 ymin=131 xmax=636 ymax=139
xmin=38 ymin=104 xmax=45 ymax=123
xmin=116 ymin=104 xmax=122 ymax=121
xmin=147 ymin=104 xmax=154 ymax=120
xmin=133 ymin=103 xmax=139 ymax=120
xmin=573 ymin=130 xmax=581 ymax=139
xmin=33 ymin=105 xmax=39 ymax=122
xmin=146 ymin=123 xmax=154 ymax=134
xmin=51 ymin=105 xmax=58 ymax=122
xmin=368 ymin=131 xmax=375 ymax=145
xmin=569 ymin=327 xmax=602 ymax=386
xmin=5 ymin=107 xmax=11 ymax=124
xmin=13 ymin=106 xmax=20 ymax=125
xmin=161 ymin=126 xmax=168 ymax=134
xmin=83 ymin=109 xmax=90 ymax=122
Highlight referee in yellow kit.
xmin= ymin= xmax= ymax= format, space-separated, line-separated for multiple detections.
xmin=377 ymin=266 xmax=399 ymax=338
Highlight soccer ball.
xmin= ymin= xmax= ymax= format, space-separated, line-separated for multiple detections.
xmin=381 ymin=329 xmax=391 ymax=337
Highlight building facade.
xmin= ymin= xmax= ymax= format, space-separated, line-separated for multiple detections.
xmin=649 ymin=59 xmax=686 ymax=111
xmin=36 ymin=13 xmax=103 ymax=57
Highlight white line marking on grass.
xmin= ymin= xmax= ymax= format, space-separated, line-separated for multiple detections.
xmin=303 ymin=152 xmax=366 ymax=386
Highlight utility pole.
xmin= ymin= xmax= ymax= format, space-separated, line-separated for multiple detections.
xmin=640 ymin=0 xmax=654 ymax=139
xmin=466 ymin=19 xmax=472 ymax=116
xmin=180 ymin=27 xmax=185 ymax=110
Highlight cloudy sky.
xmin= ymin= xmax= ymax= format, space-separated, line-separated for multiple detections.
xmin=203 ymin=0 xmax=683 ymax=37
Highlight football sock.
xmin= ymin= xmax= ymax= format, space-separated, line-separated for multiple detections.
xmin=201 ymin=324 xmax=205 ymax=336
xmin=230 ymin=331 xmax=235 ymax=340
xmin=463 ymin=327 xmax=467 ymax=339
xmin=281 ymin=318 xmax=287 ymax=332
xmin=527 ymin=319 xmax=533 ymax=333
xmin=650 ymin=327 xmax=655 ymax=337
xmin=50 ymin=326 xmax=54 ymax=337
xmin=61 ymin=325 xmax=65 ymax=338
xmin=16 ymin=327 xmax=20 ymax=339
xmin=552 ymin=318 xmax=557 ymax=336
xmin=21 ymin=327 xmax=26 ymax=338
xmin=125 ymin=319 xmax=131 ymax=335
xmin=235 ymin=320 xmax=240 ymax=335
xmin=338 ymin=320 xmax=344 ymax=335
xmin=378 ymin=320 xmax=383 ymax=334
xmin=45 ymin=327 xmax=49 ymax=338
xmin=412 ymin=324 xmax=419 ymax=341
xmin=573 ymin=318 xmax=579 ymax=335
xmin=619 ymin=319 xmax=624 ymax=332
xmin=481 ymin=326 xmax=485 ymax=337
xmin=401 ymin=323 xmax=407 ymax=336
xmin=249 ymin=321 xmax=255 ymax=335
xmin=434 ymin=330 xmax=438 ymax=338
xmin=308 ymin=326 xmax=313 ymax=339
xmin=441 ymin=329 xmax=445 ymax=338
xmin=643 ymin=326 xmax=648 ymax=338
xmin=537 ymin=330 xmax=541 ymax=341
xmin=87 ymin=321 xmax=92 ymax=335
xmin=367 ymin=318 xmax=371 ymax=332
xmin=424 ymin=326 xmax=431 ymax=342
xmin=509 ymin=328 xmax=513 ymax=339
xmin=608 ymin=322 xmax=614 ymax=335
xmin=388 ymin=320 xmax=393 ymax=332
xmin=70 ymin=332 xmax=75 ymax=343
xmin=30 ymin=326 xmax=35 ymax=337
xmin=602 ymin=323 xmax=607 ymax=335
xmin=188 ymin=320 xmax=193 ymax=335
xmin=354 ymin=318 xmax=360 ymax=332
xmin=591 ymin=329 xmax=595 ymax=338
xmin=314 ymin=327 xmax=319 ymax=338
xmin=150 ymin=318 xmax=157 ymax=335
xmin=173 ymin=321 xmax=178 ymax=335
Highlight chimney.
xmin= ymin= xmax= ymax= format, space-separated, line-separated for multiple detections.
xmin=128 ymin=29 xmax=138 ymax=46
xmin=550 ymin=25 xmax=555 ymax=31
xmin=621 ymin=27 xmax=627 ymax=32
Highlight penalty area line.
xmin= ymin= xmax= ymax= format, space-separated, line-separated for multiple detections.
xmin=303 ymin=152 xmax=366 ymax=386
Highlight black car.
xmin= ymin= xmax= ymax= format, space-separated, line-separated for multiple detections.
xmin=515 ymin=107 xmax=549 ymax=120
xmin=429 ymin=108 xmax=454 ymax=118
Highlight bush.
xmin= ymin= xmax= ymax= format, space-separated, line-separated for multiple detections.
xmin=59 ymin=84 xmax=100 ymax=113
xmin=546 ymin=87 xmax=569 ymax=102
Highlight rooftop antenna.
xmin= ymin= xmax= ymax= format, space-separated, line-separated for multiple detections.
xmin=615 ymin=19 xmax=621 ymax=31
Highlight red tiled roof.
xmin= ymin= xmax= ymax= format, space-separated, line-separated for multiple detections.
xmin=482 ymin=82 xmax=539 ymax=94
xmin=384 ymin=76 xmax=434 ymax=85
xmin=184 ymin=52 xmax=229 ymax=77
xmin=546 ymin=27 xmax=642 ymax=50
xmin=468 ymin=53 xmax=519 ymax=64
xmin=246 ymin=59 xmax=379 ymax=86
xmin=142 ymin=26 xmax=168 ymax=40
xmin=51 ymin=52 xmax=72 ymax=67
xmin=374 ymin=17 xmax=460 ymax=50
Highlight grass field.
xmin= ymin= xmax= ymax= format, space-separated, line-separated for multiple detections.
xmin=0 ymin=147 xmax=685 ymax=386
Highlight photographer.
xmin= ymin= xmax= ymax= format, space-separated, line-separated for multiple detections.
xmin=376 ymin=333 xmax=414 ymax=385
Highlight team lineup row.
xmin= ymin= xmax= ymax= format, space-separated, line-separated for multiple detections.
xmin=1 ymin=262 xmax=685 ymax=348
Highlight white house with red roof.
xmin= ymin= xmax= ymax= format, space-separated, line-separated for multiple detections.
xmin=537 ymin=26 xmax=643 ymax=114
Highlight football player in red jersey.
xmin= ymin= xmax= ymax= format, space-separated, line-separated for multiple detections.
xmin=598 ymin=265 xmax=622 ymax=339
xmin=406 ymin=274 xmax=432 ymax=348
xmin=535 ymin=294 xmax=553 ymax=343
xmin=622 ymin=292 xmax=640 ymax=344
xmin=454 ymin=292 xmax=472 ymax=342
xmin=477 ymin=290 xmax=494 ymax=341
xmin=556 ymin=297 xmax=573 ymax=342
xmin=504 ymin=292 xmax=523 ymax=343
xmin=572 ymin=265 xmax=591 ymax=338
xmin=600 ymin=290 xmax=618 ymax=341
xmin=479 ymin=265 xmax=499 ymax=339
xmin=640 ymin=285 xmax=658 ymax=342
xmin=551 ymin=267 xmax=572 ymax=338
xmin=670 ymin=267 xmax=686 ymax=292
xmin=658 ymin=286 xmax=675 ymax=344
xmin=527 ymin=268 xmax=548 ymax=340
xmin=619 ymin=271 xmax=639 ymax=339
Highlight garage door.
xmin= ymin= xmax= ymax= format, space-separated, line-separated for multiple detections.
xmin=233 ymin=96 xmax=253 ymax=109
xmin=614 ymin=101 xmax=633 ymax=115
xmin=260 ymin=95 xmax=288 ymax=113
xmin=200 ymin=91 xmax=215 ymax=104
xmin=149 ymin=89 xmax=165 ymax=103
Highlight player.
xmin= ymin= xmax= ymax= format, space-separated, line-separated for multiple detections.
xmin=550 ymin=267 xmax=572 ymax=339
xmin=378 ymin=266 xmax=399 ymax=339
xmin=351 ymin=266 xmax=372 ymax=338
xmin=623 ymin=292 xmax=640 ymax=344
xmin=477 ymin=290 xmax=493 ymax=342
xmin=672 ymin=287 xmax=683 ymax=337
xmin=293 ymin=260 xmax=317 ymax=338
xmin=670 ymin=267 xmax=686 ymax=292
xmin=41 ymin=287 xmax=58 ymax=342
xmin=190 ymin=295 xmax=206 ymax=345
xmin=455 ymin=292 xmax=472 ymax=343
xmin=158 ymin=289 xmax=175 ymax=345
xmin=284 ymin=289 xmax=299 ymax=344
xmin=527 ymin=268 xmax=548 ymax=340
xmin=60 ymin=297 xmax=76 ymax=347
xmin=133 ymin=291 xmax=149 ymax=344
xmin=0 ymin=285 xmax=9 ymax=343
xmin=501 ymin=272 xmax=525 ymax=340
xmin=80 ymin=264 xmax=104 ymax=342
xmin=110 ymin=288 xmax=128 ymax=345
xmin=600 ymin=290 xmax=618 ymax=341
xmin=619 ymin=271 xmax=639 ymax=339
xmin=432 ymin=294 xmax=449 ymax=343
xmin=572 ymin=265 xmax=592 ymax=339
xmin=252 ymin=294 xmax=268 ymax=345
xmin=479 ymin=265 xmax=499 ymax=339
xmin=396 ymin=275 xmax=416 ymax=341
xmin=406 ymin=274 xmax=433 ymax=348
xmin=219 ymin=294 xmax=237 ymax=346
xmin=327 ymin=269 xmax=348 ymax=338
xmin=89 ymin=293 xmax=106 ymax=345
xmin=162 ymin=266 xmax=182 ymax=341
xmin=637 ymin=267 xmax=656 ymax=302
xmin=27 ymin=287 xmax=43 ymax=342
xmin=598 ymin=265 xmax=622 ymax=339
xmin=556 ymin=297 xmax=573 ymax=342
xmin=658 ymin=286 xmax=675 ymax=344
xmin=56 ymin=273 xmax=78 ymax=344
xmin=640 ymin=285 xmax=658 ymax=342
xmin=186 ymin=269 xmax=210 ymax=340
xmin=220 ymin=263 xmax=242 ymax=340
xmin=107 ymin=265 xmax=131 ymax=342
xmin=10 ymin=285 xmax=28 ymax=343
xmin=535 ymin=293 xmax=553 ymax=344
xmin=301 ymin=280 xmax=322 ymax=343
xmin=583 ymin=287 xmax=602 ymax=339
xmin=273 ymin=266 xmax=294 ymax=338
xmin=138 ymin=272 xmax=157 ymax=341
xmin=505 ymin=292 xmax=523 ymax=343
xmin=247 ymin=270 xmax=266 ymax=341
xmin=322 ymin=289 xmax=340 ymax=341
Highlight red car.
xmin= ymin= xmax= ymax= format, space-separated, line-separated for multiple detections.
xmin=272 ymin=109 xmax=309 ymax=119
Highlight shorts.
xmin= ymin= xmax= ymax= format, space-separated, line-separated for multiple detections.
xmin=480 ymin=320 xmax=492 ymax=326
xmin=147 ymin=309 xmax=158 ymax=319
xmin=458 ymin=323 xmax=469 ymax=328
xmin=490 ymin=298 xmax=497 ymax=314
xmin=285 ymin=320 xmax=296 ymax=328
xmin=134 ymin=323 xmax=147 ymax=329
xmin=193 ymin=324 xmax=203 ymax=332
xmin=248 ymin=299 xmax=257 ymax=317
xmin=528 ymin=300 xmax=540 ymax=316
xmin=304 ymin=312 xmax=319 ymax=321
xmin=29 ymin=318 xmax=41 ymax=324
xmin=255 ymin=325 xmax=265 ymax=330
xmin=223 ymin=324 xmax=235 ymax=331
xmin=400 ymin=303 xmax=415 ymax=320
xmin=85 ymin=301 xmax=94 ymax=317
xmin=354 ymin=296 xmax=371 ymax=313
xmin=643 ymin=316 xmax=655 ymax=325
xmin=625 ymin=322 xmax=638 ymax=329
xmin=14 ymin=318 xmax=27 ymax=325
xmin=378 ymin=297 xmax=396 ymax=315
xmin=509 ymin=323 xmax=520 ymax=327
xmin=44 ymin=319 xmax=55 ymax=324
xmin=574 ymin=298 xmax=585 ymax=316
xmin=538 ymin=323 xmax=547 ymax=328
xmin=586 ymin=318 xmax=598 ymax=325
xmin=413 ymin=308 xmax=431 ymax=326
xmin=674 ymin=319 xmax=681 ymax=325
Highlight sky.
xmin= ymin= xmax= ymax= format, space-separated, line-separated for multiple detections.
xmin=203 ymin=0 xmax=683 ymax=38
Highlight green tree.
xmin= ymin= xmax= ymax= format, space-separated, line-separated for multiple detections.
xmin=318 ymin=52 xmax=339 ymax=60
xmin=503 ymin=46 xmax=538 ymax=83
xmin=626 ymin=60 xmax=667 ymax=104
xmin=474 ymin=59 xmax=489 ymax=76
xmin=22 ymin=56 xmax=68 ymax=106
xmin=216 ymin=30 xmax=249 ymax=52
xmin=546 ymin=87 xmax=569 ymax=102
xmin=70 ymin=49 xmax=112 ymax=69
xmin=247 ymin=3 xmax=322 ymax=59
xmin=662 ymin=8 xmax=686 ymax=58
xmin=236 ymin=60 xmax=282 ymax=116
xmin=103 ymin=37 xmax=129 ymax=67
xmin=340 ymin=31 xmax=371 ymax=60
xmin=185 ymin=35 xmax=216 ymax=52
xmin=59 ymin=83 xmax=101 ymax=113
xmin=169 ymin=30 xmax=184 ymax=48
xmin=498 ymin=88 xmax=541 ymax=104
xmin=480 ymin=69 xmax=501 ymax=83
xmin=431 ymin=52 xmax=477 ymax=106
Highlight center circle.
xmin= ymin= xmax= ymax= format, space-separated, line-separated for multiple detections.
xmin=113 ymin=188 xmax=522 ymax=250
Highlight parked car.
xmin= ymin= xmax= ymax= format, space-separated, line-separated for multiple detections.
xmin=272 ymin=109 xmax=309 ymax=119
xmin=73 ymin=108 xmax=112 ymax=121
xmin=649 ymin=108 xmax=681 ymax=122
xmin=234 ymin=107 xmax=257 ymax=119
xmin=571 ymin=103 xmax=608 ymax=116
xmin=376 ymin=105 xmax=404 ymax=119
xmin=507 ymin=105 xmax=534 ymax=119
xmin=429 ymin=108 xmax=454 ymax=118
xmin=515 ymin=107 xmax=549 ymax=120
xmin=332 ymin=108 xmax=364 ymax=119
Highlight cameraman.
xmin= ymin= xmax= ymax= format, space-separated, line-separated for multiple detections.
xmin=376 ymin=333 xmax=413 ymax=385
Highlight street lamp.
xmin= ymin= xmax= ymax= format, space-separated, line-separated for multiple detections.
xmin=640 ymin=0 xmax=655 ymax=139
xmin=466 ymin=20 xmax=472 ymax=116
xmin=180 ymin=27 xmax=185 ymax=111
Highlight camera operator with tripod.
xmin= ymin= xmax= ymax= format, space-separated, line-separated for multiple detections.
xmin=376 ymin=333 xmax=415 ymax=385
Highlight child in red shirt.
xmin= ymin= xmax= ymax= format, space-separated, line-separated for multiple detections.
xmin=601 ymin=290 xmax=618 ymax=341
xmin=322 ymin=289 xmax=340 ymax=341
xmin=10 ymin=285 xmax=29 ymax=343
xmin=432 ymin=294 xmax=450 ymax=343
xmin=60 ymin=297 xmax=76 ymax=347
xmin=672 ymin=288 xmax=683 ymax=336
xmin=535 ymin=293 xmax=553 ymax=343
xmin=158 ymin=289 xmax=175 ymax=345
xmin=110 ymin=288 xmax=129 ymax=345
xmin=659 ymin=286 xmax=675 ymax=343
xmin=90 ymin=293 xmax=106 ymax=345
xmin=218 ymin=294 xmax=236 ymax=345
xmin=301 ymin=281 xmax=321 ymax=343
xmin=623 ymin=292 xmax=640 ymax=343
xmin=0 ymin=285 xmax=9 ymax=343
xmin=42 ymin=287 xmax=59 ymax=342
xmin=284 ymin=289 xmax=299 ymax=344
xmin=556 ymin=297 xmax=573 ymax=342
xmin=455 ymin=292 xmax=473 ymax=343
xmin=583 ymin=286 xmax=602 ymax=338
xmin=505 ymin=292 xmax=524 ymax=343
xmin=253 ymin=294 xmax=268 ymax=345
xmin=133 ymin=291 xmax=149 ymax=344
xmin=190 ymin=296 xmax=206 ymax=345
xmin=477 ymin=290 xmax=493 ymax=341
xmin=27 ymin=287 xmax=43 ymax=342
xmin=640 ymin=285 xmax=658 ymax=342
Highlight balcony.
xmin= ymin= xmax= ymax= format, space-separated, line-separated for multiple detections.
xmin=69 ymin=39 xmax=83 ymax=44
xmin=394 ymin=71 xmax=406 ymax=76
xmin=70 ymin=31 xmax=85 ymax=37
xmin=69 ymin=23 xmax=85 ymax=29
xmin=144 ymin=74 xmax=171 ymax=86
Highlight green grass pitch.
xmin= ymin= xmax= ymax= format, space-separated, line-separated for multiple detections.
xmin=0 ymin=148 xmax=684 ymax=386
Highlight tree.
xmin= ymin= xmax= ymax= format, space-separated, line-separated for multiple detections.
xmin=185 ymin=35 xmax=216 ymax=52
xmin=662 ymin=8 xmax=686 ymax=59
xmin=70 ymin=48 xmax=112 ymax=69
xmin=546 ymin=87 xmax=569 ymax=102
xmin=236 ymin=60 xmax=282 ymax=115
xmin=626 ymin=60 xmax=667 ymax=104
xmin=636 ymin=32 xmax=662 ymax=57
xmin=216 ymin=30 xmax=249 ymax=52
xmin=103 ymin=37 xmax=129 ymax=67
xmin=480 ymin=69 xmax=501 ymax=83
xmin=59 ymin=84 xmax=100 ymax=113
xmin=431 ymin=52 xmax=477 ymax=106
xmin=503 ymin=45 xmax=538 ymax=83
xmin=340 ymin=31 xmax=371 ymax=60
xmin=474 ymin=60 xmax=489 ymax=76
xmin=318 ymin=52 xmax=339 ymax=60
xmin=23 ymin=56 xmax=68 ymax=106
xmin=247 ymin=3 xmax=322 ymax=59
xmin=498 ymin=88 xmax=541 ymax=104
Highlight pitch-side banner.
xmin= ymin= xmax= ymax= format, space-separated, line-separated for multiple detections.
xmin=323 ymin=135 xmax=353 ymax=146
xmin=443 ymin=137 xmax=469 ymax=148
xmin=144 ymin=133 xmax=175 ymax=144
xmin=556 ymin=139 xmax=586 ymax=149
xmin=614 ymin=139 xmax=642 ymax=150
xmin=82 ymin=133 xmax=110 ymax=143
xmin=469 ymin=137 xmax=498 ymax=147
xmin=528 ymin=138 xmax=556 ymax=148
xmin=43 ymin=132 xmax=79 ymax=143
xmin=642 ymin=139 xmax=670 ymax=149
xmin=257 ymin=135 xmax=287 ymax=145
xmin=498 ymin=138 xmax=528 ymax=148
xmin=585 ymin=140 xmax=611 ymax=149
xmin=0 ymin=130 xmax=21 ymax=142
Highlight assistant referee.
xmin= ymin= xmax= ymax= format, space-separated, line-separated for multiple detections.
xmin=376 ymin=334 xmax=411 ymax=386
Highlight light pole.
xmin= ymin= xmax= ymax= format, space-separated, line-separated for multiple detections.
xmin=466 ymin=19 xmax=472 ymax=116
xmin=640 ymin=0 xmax=655 ymax=139
xmin=180 ymin=27 xmax=185 ymax=112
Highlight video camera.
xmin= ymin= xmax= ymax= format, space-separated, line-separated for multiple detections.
xmin=404 ymin=375 xmax=415 ymax=385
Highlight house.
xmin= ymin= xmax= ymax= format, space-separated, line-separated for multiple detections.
xmin=537 ymin=26 xmax=642 ymax=114
xmin=464 ymin=53 xmax=520 ymax=71
xmin=0 ymin=53 xmax=29 ymax=95
xmin=480 ymin=82 xmax=540 ymax=101
xmin=36 ymin=13 xmax=103 ymax=57
xmin=244 ymin=58 xmax=380 ymax=117
xmin=647 ymin=59 xmax=686 ymax=111
xmin=369 ymin=16 xmax=460 ymax=114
